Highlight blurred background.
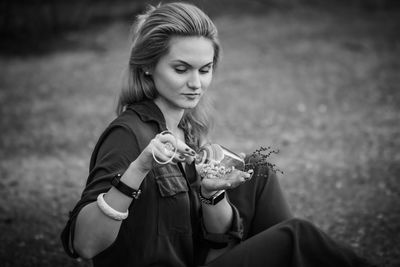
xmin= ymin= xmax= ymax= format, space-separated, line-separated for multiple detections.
xmin=0 ymin=0 xmax=399 ymax=266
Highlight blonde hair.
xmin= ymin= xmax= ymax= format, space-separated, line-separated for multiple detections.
xmin=117 ymin=2 xmax=220 ymax=148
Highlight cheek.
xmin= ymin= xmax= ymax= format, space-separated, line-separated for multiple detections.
xmin=202 ymin=74 xmax=213 ymax=89
xmin=155 ymin=72 xmax=184 ymax=90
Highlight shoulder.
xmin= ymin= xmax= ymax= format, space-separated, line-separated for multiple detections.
xmin=109 ymin=108 xmax=142 ymax=130
xmin=88 ymin=110 xmax=152 ymax=171
xmin=107 ymin=108 xmax=157 ymax=149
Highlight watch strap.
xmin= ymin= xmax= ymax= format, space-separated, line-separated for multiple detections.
xmin=111 ymin=173 xmax=141 ymax=199
xmin=199 ymin=189 xmax=225 ymax=205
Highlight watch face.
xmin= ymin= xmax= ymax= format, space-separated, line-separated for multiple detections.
xmin=212 ymin=190 xmax=225 ymax=204
xmin=199 ymin=190 xmax=225 ymax=205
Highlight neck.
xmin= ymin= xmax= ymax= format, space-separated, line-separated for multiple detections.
xmin=154 ymin=98 xmax=185 ymax=132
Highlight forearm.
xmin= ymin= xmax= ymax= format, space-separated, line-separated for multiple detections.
xmin=73 ymin=161 xmax=148 ymax=259
xmin=73 ymin=195 xmax=123 ymax=259
xmin=199 ymin=165 xmax=251 ymax=235
xmin=201 ymin=190 xmax=233 ymax=234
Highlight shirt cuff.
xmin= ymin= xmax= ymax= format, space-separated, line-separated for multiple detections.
xmin=201 ymin=198 xmax=244 ymax=248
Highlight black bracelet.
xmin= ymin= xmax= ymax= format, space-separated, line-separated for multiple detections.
xmin=111 ymin=173 xmax=141 ymax=199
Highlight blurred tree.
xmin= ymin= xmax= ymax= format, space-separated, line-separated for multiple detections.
xmin=0 ymin=0 xmax=146 ymax=40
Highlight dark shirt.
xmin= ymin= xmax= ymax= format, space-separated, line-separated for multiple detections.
xmin=61 ymin=100 xmax=243 ymax=267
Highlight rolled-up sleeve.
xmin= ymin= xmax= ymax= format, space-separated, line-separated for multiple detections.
xmin=201 ymin=196 xmax=244 ymax=248
xmin=60 ymin=124 xmax=140 ymax=257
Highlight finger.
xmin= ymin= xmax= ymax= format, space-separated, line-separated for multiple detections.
xmin=232 ymin=169 xmax=252 ymax=179
xmin=245 ymin=169 xmax=254 ymax=180
xmin=241 ymin=170 xmax=252 ymax=180
xmin=175 ymin=151 xmax=195 ymax=164
xmin=155 ymin=132 xmax=175 ymax=143
xmin=172 ymin=152 xmax=188 ymax=163
xmin=221 ymin=170 xmax=252 ymax=187
xmin=239 ymin=152 xmax=246 ymax=159
xmin=221 ymin=168 xmax=242 ymax=180
xmin=156 ymin=133 xmax=196 ymax=157
xmin=151 ymin=144 xmax=174 ymax=163
xmin=153 ymin=137 xmax=192 ymax=164
xmin=177 ymin=141 xmax=196 ymax=157
xmin=202 ymin=178 xmax=232 ymax=191
xmin=154 ymin=133 xmax=176 ymax=151
xmin=152 ymin=138 xmax=176 ymax=156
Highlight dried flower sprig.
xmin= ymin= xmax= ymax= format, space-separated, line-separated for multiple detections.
xmin=244 ymin=146 xmax=283 ymax=177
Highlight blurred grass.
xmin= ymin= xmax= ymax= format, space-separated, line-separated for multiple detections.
xmin=0 ymin=5 xmax=399 ymax=267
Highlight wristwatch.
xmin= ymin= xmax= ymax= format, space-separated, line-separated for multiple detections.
xmin=198 ymin=189 xmax=225 ymax=205
xmin=111 ymin=173 xmax=141 ymax=199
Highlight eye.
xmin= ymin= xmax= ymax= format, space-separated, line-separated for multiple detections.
xmin=174 ymin=66 xmax=188 ymax=73
xmin=200 ymin=66 xmax=212 ymax=74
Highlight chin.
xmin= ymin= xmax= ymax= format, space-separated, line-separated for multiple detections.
xmin=181 ymin=100 xmax=200 ymax=109
xmin=171 ymin=97 xmax=199 ymax=109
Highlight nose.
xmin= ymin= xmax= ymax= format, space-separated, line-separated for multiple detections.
xmin=187 ymin=71 xmax=201 ymax=90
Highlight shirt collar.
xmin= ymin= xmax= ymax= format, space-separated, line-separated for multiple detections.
xmin=127 ymin=100 xmax=167 ymax=131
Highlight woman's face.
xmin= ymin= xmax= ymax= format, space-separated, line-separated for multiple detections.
xmin=152 ymin=36 xmax=214 ymax=111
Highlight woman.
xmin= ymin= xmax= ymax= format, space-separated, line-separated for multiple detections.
xmin=61 ymin=2 xmax=373 ymax=267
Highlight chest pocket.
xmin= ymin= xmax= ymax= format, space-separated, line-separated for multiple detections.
xmin=153 ymin=164 xmax=191 ymax=236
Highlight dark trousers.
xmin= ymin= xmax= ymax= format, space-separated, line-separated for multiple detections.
xmin=206 ymin=167 xmax=371 ymax=267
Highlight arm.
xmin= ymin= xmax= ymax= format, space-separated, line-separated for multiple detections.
xmin=200 ymin=189 xmax=237 ymax=263
xmin=200 ymin=163 xmax=252 ymax=263
xmin=200 ymin=189 xmax=233 ymax=234
xmin=74 ymin=160 xmax=148 ymax=259
xmin=72 ymin=127 xmax=148 ymax=259
xmin=200 ymin=168 xmax=252 ymax=263
xmin=72 ymin=128 xmax=195 ymax=259
xmin=200 ymin=167 xmax=251 ymax=234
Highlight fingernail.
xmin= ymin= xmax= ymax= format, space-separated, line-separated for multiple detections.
xmin=161 ymin=131 xmax=172 ymax=135
xmin=183 ymin=149 xmax=196 ymax=156
xmin=186 ymin=149 xmax=195 ymax=155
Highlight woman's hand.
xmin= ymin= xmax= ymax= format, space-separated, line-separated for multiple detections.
xmin=135 ymin=131 xmax=196 ymax=172
xmin=200 ymin=166 xmax=254 ymax=197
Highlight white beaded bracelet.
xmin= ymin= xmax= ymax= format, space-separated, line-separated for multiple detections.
xmin=97 ymin=193 xmax=129 ymax=221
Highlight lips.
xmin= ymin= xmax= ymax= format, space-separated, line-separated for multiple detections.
xmin=182 ymin=93 xmax=201 ymax=99
xmin=182 ymin=93 xmax=200 ymax=96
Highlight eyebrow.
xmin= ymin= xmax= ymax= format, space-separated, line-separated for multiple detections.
xmin=171 ymin=60 xmax=213 ymax=68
